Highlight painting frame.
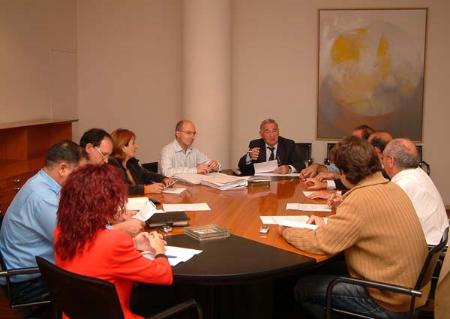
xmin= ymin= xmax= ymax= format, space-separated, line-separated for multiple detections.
xmin=317 ymin=8 xmax=428 ymax=141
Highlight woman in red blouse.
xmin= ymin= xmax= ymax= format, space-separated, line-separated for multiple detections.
xmin=54 ymin=164 xmax=173 ymax=319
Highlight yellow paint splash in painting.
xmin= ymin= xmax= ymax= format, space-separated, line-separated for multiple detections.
xmin=331 ymin=28 xmax=367 ymax=64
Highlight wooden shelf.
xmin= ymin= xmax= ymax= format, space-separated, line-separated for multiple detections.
xmin=0 ymin=119 xmax=77 ymax=213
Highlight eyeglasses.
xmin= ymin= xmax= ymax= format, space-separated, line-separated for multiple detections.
xmin=95 ymin=147 xmax=110 ymax=161
xmin=180 ymin=130 xmax=197 ymax=136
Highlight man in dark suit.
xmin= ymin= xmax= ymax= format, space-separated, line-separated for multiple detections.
xmin=238 ymin=119 xmax=305 ymax=175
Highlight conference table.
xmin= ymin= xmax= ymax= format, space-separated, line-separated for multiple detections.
xmin=135 ymin=176 xmax=334 ymax=318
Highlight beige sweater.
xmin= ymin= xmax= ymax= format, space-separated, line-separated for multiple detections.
xmin=283 ymin=172 xmax=429 ymax=312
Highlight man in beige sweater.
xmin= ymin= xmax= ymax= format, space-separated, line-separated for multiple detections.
xmin=282 ymin=137 xmax=429 ymax=318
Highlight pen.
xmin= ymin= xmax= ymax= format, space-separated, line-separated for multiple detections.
xmin=165 ymin=255 xmax=177 ymax=258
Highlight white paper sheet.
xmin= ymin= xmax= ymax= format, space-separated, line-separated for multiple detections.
xmin=260 ymin=215 xmax=318 ymax=230
xmin=253 ymin=160 xmax=278 ymax=173
xmin=163 ymin=187 xmax=187 ymax=194
xmin=126 ymin=197 xmax=150 ymax=211
xmin=141 ymin=245 xmax=203 ymax=266
xmin=286 ymin=203 xmax=332 ymax=212
xmin=162 ymin=203 xmax=211 ymax=212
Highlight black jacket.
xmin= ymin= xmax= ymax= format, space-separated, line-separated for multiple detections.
xmin=109 ymin=157 xmax=166 ymax=195
xmin=238 ymin=136 xmax=305 ymax=176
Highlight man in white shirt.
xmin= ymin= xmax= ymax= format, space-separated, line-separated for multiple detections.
xmin=160 ymin=120 xmax=220 ymax=177
xmin=383 ymin=138 xmax=448 ymax=245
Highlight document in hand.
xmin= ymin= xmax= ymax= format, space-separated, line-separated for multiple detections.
xmin=253 ymin=160 xmax=278 ymax=174
xmin=174 ymin=173 xmax=248 ymax=190
xmin=131 ymin=200 xmax=158 ymax=222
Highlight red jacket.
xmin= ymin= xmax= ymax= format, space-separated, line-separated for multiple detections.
xmin=55 ymin=229 xmax=173 ymax=319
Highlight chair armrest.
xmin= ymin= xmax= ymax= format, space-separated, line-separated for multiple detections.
xmin=327 ymin=276 xmax=422 ymax=298
xmin=0 ymin=267 xmax=41 ymax=278
xmin=325 ymin=276 xmax=421 ymax=319
xmin=147 ymin=298 xmax=203 ymax=319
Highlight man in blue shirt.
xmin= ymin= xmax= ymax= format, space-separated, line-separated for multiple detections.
xmin=0 ymin=140 xmax=84 ymax=313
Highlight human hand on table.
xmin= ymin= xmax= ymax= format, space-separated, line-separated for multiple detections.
xmin=304 ymin=178 xmax=327 ymax=190
xmin=134 ymin=231 xmax=167 ymax=255
xmin=144 ymin=183 xmax=164 ymax=194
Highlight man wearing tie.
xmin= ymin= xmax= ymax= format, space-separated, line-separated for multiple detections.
xmin=238 ymin=119 xmax=305 ymax=175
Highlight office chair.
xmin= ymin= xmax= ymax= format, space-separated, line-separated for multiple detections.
xmin=325 ymin=227 xmax=449 ymax=319
xmin=142 ymin=162 xmax=159 ymax=173
xmin=36 ymin=256 xmax=203 ymax=319
xmin=295 ymin=143 xmax=313 ymax=167
xmin=0 ymin=213 xmax=51 ymax=311
xmin=323 ymin=143 xmax=336 ymax=165
xmin=416 ymin=144 xmax=431 ymax=175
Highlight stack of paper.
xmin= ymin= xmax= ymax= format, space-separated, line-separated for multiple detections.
xmin=174 ymin=172 xmax=248 ymax=190
xmin=141 ymin=246 xmax=203 ymax=266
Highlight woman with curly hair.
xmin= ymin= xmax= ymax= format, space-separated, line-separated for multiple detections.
xmin=54 ymin=164 xmax=172 ymax=319
xmin=109 ymin=129 xmax=174 ymax=195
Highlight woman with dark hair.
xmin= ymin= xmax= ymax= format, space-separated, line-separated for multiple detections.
xmin=281 ymin=136 xmax=428 ymax=319
xmin=109 ymin=129 xmax=174 ymax=195
xmin=54 ymin=164 xmax=172 ymax=319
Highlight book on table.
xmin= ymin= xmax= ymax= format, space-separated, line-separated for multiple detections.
xmin=146 ymin=211 xmax=190 ymax=227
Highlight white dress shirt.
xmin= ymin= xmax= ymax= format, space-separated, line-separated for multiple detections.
xmin=160 ymin=140 xmax=215 ymax=177
xmin=392 ymin=167 xmax=449 ymax=245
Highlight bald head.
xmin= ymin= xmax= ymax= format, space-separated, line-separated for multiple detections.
xmin=384 ymin=138 xmax=419 ymax=168
xmin=382 ymin=139 xmax=419 ymax=178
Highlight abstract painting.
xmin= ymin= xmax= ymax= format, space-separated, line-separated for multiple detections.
xmin=317 ymin=8 xmax=427 ymax=141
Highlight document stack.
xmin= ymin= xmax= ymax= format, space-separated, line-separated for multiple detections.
xmin=174 ymin=172 xmax=248 ymax=190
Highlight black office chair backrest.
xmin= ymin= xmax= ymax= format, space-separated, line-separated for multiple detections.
xmin=295 ymin=143 xmax=313 ymax=167
xmin=36 ymin=256 xmax=125 ymax=319
xmin=324 ymin=143 xmax=336 ymax=165
xmin=415 ymin=144 xmax=431 ymax=175
xmin=416 ymin=227 xmax=449 ymax=291
xmin=142 ymin=162 xmax=159 ymax=173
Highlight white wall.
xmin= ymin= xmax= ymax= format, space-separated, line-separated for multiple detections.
xmin=77 ymin=0 xmax=182 ymax=158
xmin=0 ymin=0 xmax=77 ymax=123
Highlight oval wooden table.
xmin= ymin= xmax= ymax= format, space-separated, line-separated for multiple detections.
xmin=133 ymin=177 xmax=334 ymax=319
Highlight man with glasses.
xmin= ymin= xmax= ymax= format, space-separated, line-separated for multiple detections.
xmin=160 ymin=120 xmax=220 ymax=176
xmin=238 ymin=119 xmax=305 ymax=176
xmin=79 ymin=128 xmax=113 ymax=164
xmin=80 ymin=128 xmax=145 ymax=237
